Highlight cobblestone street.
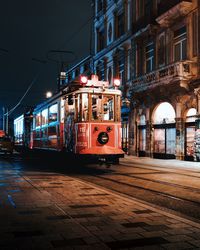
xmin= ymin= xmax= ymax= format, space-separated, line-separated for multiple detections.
xmin=0 ymin=156 xmax=200 ymax=249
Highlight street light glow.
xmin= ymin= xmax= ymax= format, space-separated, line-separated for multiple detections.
xmin=46 ymin=91 xmax=52 ymax=98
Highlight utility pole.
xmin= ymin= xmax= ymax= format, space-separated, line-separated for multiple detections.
xmin=2 ymin=107 xmax=5 ymax=131
xmin=6 ymin=108 xmax=8 ymax=134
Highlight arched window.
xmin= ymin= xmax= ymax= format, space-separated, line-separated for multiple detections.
xmin=153 ymin=102 xmax=175 ymax=124
xmin=139 ymin=115 xmax=146 ymax=125
xmin=186 ymin=108 xmax=197 ymax=122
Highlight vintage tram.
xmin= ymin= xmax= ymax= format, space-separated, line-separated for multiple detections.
xmin=14 ymin=75 xmax=124 ymax=163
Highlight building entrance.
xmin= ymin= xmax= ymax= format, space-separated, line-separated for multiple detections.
xmin=152 ymin=102 xmax=176 ymax=159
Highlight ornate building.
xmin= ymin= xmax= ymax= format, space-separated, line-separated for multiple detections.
xmin=129 ymin=0 xmax=200 ymax=161
xmin=65 ymin=0 xmax=200 ymax=161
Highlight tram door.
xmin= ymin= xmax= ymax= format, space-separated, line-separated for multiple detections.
xmin=122 ymin=121 xmax=128 ymax=153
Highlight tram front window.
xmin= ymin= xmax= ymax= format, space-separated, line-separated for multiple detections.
xmin=92 ymin=94 xmax=114 ymax=121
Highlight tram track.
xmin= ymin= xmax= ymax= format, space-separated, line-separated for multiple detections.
xmin=112 ymin=171 xmax=200 ymax=194
xmin=72 ymin=163 xmax=200 ymax=223
xmin=77 ymin=174 xmax=200 ymax=222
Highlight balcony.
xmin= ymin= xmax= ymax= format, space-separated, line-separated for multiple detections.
xmin=132 ymin=61 xmax=197 ymax=92
xmin=156 ymin=0 xmax=193 ymax=27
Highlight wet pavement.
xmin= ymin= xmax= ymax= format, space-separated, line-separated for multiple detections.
xmin=0 ymin=155 xmax=200 ymax=249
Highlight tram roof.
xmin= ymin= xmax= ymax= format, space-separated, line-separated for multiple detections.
xmin=33 ymin=83 xmax=121 ymax=113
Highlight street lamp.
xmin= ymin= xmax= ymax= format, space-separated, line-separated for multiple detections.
xmin=46 ymin=91 xmax=52 ymax=98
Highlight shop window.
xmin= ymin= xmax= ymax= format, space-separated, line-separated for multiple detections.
xmin=138 ymin=115 xmax=146 ymax=152
xmin=154 ymin=129 xmax=165 ymax=153
xmin=139 ymin=129 xmax=146 ymax=151
xmin=166 ymin=128 xmax=176 ymax=154
xmin=185 ymin=108 xmax=196 ymax=158
xmin=174 ymin=26 xmax=187 ymax=62
xmin=153 ymin=102 xmax=176 ymax=157
xmin=49 ymin=104 xmax=58 ymax=123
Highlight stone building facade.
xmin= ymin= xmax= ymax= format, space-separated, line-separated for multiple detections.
xmin=65 ymin=0 xmax=200 ymax=161
xmin=129 ymin=0 xmax=200 ymax=161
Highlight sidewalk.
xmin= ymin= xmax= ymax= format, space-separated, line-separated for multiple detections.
xmin=121 ymin=155 xmax=200 ymax=170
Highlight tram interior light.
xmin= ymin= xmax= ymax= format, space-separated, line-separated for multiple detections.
xmin=113 ymin=78 xmax=120 ymax=87
xmin=80 ymin=75 xmax=88 ymax=85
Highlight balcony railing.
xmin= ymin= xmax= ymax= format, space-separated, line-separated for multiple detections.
xmin=132 ymin=61 xmax=197 ymax=90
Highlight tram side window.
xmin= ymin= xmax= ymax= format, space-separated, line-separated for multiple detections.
xmin=76 ymin=93 xmax=89 ymax=122
xmin=41 ymin=109 xmax=48 ymax=126
xmin=105 ymin=95 xmax=114 ymax=121
xmin=36 ymin=113 xmax=41 ymax=128
xmin=49 ymin=104 xmax=58 ymax=123
xmin=82 ymin=93 xmax=89 ymax=121
xmin=91 ymin=95 xmax=100 ymax=120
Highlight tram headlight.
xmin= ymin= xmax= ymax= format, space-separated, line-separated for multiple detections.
xmin=97 ymin=132 xmax=109 ymax=145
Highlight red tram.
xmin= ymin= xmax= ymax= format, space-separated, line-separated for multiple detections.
xmin=14 ymin=75 xmax=124 ymax=163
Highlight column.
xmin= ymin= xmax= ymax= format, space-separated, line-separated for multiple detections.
xmin=128 ymin=108 xmax=137 ymax=155
xmin=194 ymin=88 xmax=200 ymax=161
xmin=175 ymin=102 xmax=184 ymax=160
xmin=145 ymin=108 xmax=152 ymax=157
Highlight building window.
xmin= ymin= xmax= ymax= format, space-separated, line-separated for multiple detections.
xmin=136 ymin=0 xmax=144 ymax=20
xmin=192 ymin=12 xmax=197 ymax=57
xmin=158 ymin=34 xmax=165 ymax=67
xmin=144 ymin=0 xmax=153 ymax=20
xmin=136 ymin=42 xmax=144 ymax=76
xmin=97 ymin=28 xmax=105 ymax=52
xmin=97 ymin=0 xmax=103 ymax=13
xmin=108 ymin=23 xmax=112 ymax=42
xmin=174 ymin=26 xmax=187 ymax=62
xmin=145 ymin=42 xmax=154 ymax=73
xmin=96 ymin=61 xmax=104 ymax=80
xmin=114 ymin=50 xmax=125 ymax=83
xmin=75 ymin=68 xmax=79 ymax=77
xmin=115 ymin=12 xmax=125 ymax=39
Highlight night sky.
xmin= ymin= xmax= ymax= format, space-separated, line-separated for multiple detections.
xmin=0 ymin=0 xmax=92 ymax=118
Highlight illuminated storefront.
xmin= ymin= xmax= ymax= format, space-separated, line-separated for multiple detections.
xmin=185 ymin=108 xmax=196 ymax=161
xmin=152 ymin=102 xmax=176 ymax=159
